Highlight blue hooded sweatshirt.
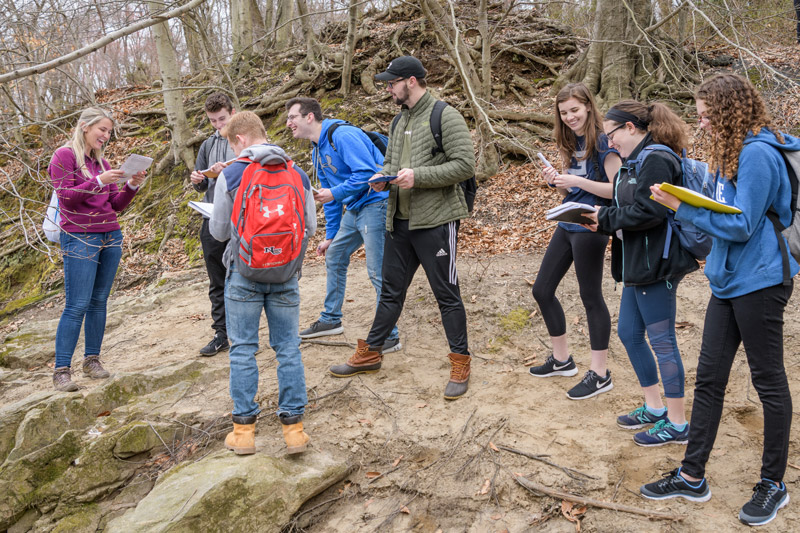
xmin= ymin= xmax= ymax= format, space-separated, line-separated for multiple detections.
xmin=313 ymin=119 xmax=387 ymax=240
xmin=676 ymin=129 xmax=800 ymax=298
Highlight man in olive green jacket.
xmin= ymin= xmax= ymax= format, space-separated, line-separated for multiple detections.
xmin=329 ymin=56 xmax=476 ymax=400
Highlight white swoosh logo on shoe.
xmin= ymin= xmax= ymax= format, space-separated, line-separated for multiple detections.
xmin=596 ymin=379 xmax=610 ymax=389
xmin=553 ymin=361 xmax=571 ymax=370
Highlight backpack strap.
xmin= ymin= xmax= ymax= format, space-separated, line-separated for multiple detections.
xmin=430 ymin=100 xmax=448 ymax=157
xmin=765 ymin=146 xmax=798 ymax=287
xmin=325 ymin=121 xmax=354 ymax=152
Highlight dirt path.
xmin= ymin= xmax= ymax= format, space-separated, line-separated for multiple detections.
xmin=5 ymin=251 xmax=800 ymax=532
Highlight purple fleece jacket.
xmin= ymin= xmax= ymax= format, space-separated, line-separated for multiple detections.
xmin=49 ymin=146 xmax=138 ymax=233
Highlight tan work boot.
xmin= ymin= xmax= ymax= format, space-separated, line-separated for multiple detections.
xmin=224 ymin=415 xmax=257 ymax=455
xmin=82 ymin=355 xmax=110 ymax=379
xmin=329 ymin=339 xmax=382 ymax=377
xmin=443 ymin=353 xmax=471 ymax=400
xmin=280 ymin=414 xmax=310 ymax=454
xmin=53 ymin=366 xmax=79 ymax=392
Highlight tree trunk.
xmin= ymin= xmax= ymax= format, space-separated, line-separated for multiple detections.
xmin=149 ymin=0 xmax=194 ymax=170
xmin=250 ymin=0 xmax=267 ymax=55
xmin=182 ymin=14 xmax=205 ymax=74
xmin=231 ymin=0 xmax=254 ymax=67
xmin=274 ymin=0 xmax=293 ymax=50
xmin=295 ymin=0 xmax=319 ymax=62
xmin=340 ymin=0 xmax=358 ymax=95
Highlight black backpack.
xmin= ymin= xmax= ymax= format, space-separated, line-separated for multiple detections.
xmin=326 ymin=121 xmax=389 ymax=155
xmin=390 ymin=100 xmax=478 ymax=213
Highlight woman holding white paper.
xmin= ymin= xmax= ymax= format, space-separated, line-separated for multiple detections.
xmin=49 ymin=107 xmax=147 ymax=392
xmin=584 ymin=100 xmax=698 ymax=447
xmin=641 ymin=73 xmax=799 ymax=526
xmin=529 ymin=83 xmax=621 ymax=401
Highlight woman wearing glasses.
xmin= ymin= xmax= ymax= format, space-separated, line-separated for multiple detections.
xmin=583 ymin=101 xmax=698 ymax=446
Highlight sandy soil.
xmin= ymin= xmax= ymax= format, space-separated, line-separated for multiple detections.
xmin=5 ymin=249 xmax=800 ymax=532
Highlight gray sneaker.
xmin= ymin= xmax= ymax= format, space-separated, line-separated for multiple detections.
xmin=382 ymin=338 xmax=403 ymax=354
xmin=299 ymin=320 xmax=344 ymax=339
xmin=82 ymin=355 xmax=111 ymax=379
xmin=53 ymin=366 xmax=79 ymax=392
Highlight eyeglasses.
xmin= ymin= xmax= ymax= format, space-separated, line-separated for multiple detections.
xmin=386 ymin=78 xmax=406 ymax=89
xmin=287 ymin=113 xmax=307 ymax=122
xmin=605 ymin=124 xmax=626 ymax=141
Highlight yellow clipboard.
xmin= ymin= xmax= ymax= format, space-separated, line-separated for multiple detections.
xmin=653 ymin=182 xmax=742 ymax=214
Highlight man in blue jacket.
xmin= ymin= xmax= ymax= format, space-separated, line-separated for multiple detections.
xmin=286 ymin=97 xmax=400 ymax=352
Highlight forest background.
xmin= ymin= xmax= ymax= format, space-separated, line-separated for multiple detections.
xmin=1 ymin=1 xmax=800 ymax=532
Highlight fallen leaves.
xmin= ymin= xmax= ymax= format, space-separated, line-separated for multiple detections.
xmin=561 ymin=500 xmax=587 ymax=531
xmin=365 ymin=471 xmax=381 ymax=479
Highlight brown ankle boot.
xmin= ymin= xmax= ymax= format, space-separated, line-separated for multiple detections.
xmin=444 ymin=353 xmax=471 ymax=400
xmin=82 ymin=355 xmax=110 ymax=379
xmin=280 ymin=414 xmax=309 ymax=454
xmin=53 ymin=366 xmax=79 ymax=392
xmin=329 ymin=339 xmax=382 ymax=377
xmin=224 ymin=415 xmax=256 ymax=455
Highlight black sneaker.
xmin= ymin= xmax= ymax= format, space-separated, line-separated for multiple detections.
xmin=199 ymin=333 xmax=229 ymax=356
xmin=566 ymin=370 xmax=613 ymax=400
xmin=299 ymin=320 xmax=344 ymax=339
xmin=528 ymin=354 xmax=578 ymax=378
xmin=382 ymin=338 xmax=403 ymax=354
xmin=739 ymin=479 xmax=789 ymax=526
xmin=640 ymin=468 xmax=711 ymax=502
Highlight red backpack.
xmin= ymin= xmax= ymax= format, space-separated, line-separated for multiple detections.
xmin=230 ymin=157 xmax=307 ymax=283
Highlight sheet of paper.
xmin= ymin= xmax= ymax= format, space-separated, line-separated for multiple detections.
xmin=188 ymin=201 xmax=214 ymax=218
xmin=367 ymin=175 xmax=398 ymax=184
xmin=119 ymin=154 xmax=154 ymax=182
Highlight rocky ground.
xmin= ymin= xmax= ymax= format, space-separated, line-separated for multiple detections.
xmin=2 ymin=245 xmax=800 ymax=532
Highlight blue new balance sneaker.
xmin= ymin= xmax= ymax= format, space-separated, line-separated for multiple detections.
xmin=633 ymin=420 xmax=689 ymax=446
xmin=739 ymin=479 xmax=789 ymax=526
xmin=640 ymin=468 xmax=711 ymax=502
xmin=616 ymin=405 xmax=668 ymax=429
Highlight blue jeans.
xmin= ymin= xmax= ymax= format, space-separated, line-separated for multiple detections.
xmin=55 ymin=230 xmax=123 ymax=368
xmin=618 ymin=279 xmax=685 ymax=398
xmin=225 ymin=265 xmax=307 ymax=418
xmin=320 ymin=200 xmax=399 ymax=341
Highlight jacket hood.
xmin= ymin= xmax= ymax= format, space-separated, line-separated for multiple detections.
xmin=743 ymin=128 xmax=800 ymax=151
xmin=239 ymin=144 xmax=290 ymax=165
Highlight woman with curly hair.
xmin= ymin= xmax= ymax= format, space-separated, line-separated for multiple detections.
xmin=529 ymin=83 xmax=621 ymax=400
xmin=641 ymin=73 xmax=800 ymax=527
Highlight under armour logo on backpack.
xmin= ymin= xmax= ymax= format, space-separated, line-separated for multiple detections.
xmin=263 ymin=246 xmax=283 ymax=255
xmin=263 ymin=204 xmax=285 ymax=218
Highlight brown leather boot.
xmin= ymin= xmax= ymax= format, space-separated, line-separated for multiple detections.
xmin=443 ymin=353 xmax=471 ymax=400
xmin=329 ymin=339 xmax=382 ymax=377
xmin=53 ymin=366 xmax=79 ymax=392
xmin=82 ymin=355 xmax=110 ymax=379
xmin=224 ymin=415 xmax=256 ymax=455
xmin=280 ymin=414 xmax=309 ymax=454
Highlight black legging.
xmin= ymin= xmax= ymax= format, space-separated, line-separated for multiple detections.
xmin=532 ymin=227 xmax=611 ymax=350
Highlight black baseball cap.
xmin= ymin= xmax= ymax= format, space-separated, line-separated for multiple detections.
xmin=375 ymin=56 xmax=427 ymax=81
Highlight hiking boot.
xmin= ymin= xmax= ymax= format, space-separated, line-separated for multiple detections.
xmin=199 ymin=333 xmax=229 ymax=356
xmin=528 ymin=354 xmax=578 ymax=378
xmin=82 ymin=355 xmax=110 ymax=379
xmin=739 ymin=479 xmax=790 ymax=526
xmin=53 ymin=366 xmax=79 ymax=392
xmin=633 ymin=419 xmax=689 ymax=446
xmin=382 ymin=337 xmax=403 ymax=354
xmin=300 ymin=320 xmax=344 ymax=339
xmin=279 ymin=413 xmax=310 ymax=455
xmin=566 ymin=370 xmax=613 ymax=400
xmin=329 ymin=339 xmax=382 ymax=377
xmin=616 ymin=405 xmax=669 ymax=429
xmin=224 ymin=415 xmax=257 ymax=455
xmin=640 ymin=468 xmax=711 ymax=502
xmin=443 ymin=353 xmax=471 ymax=400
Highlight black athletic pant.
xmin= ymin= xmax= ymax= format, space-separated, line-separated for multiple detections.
xmin=200 ymin=218 xmax=228 ymax=337
xmin=366 ymin=218 xmax=469 ymax=355
xmin=531 ymin=227 xmax=611 ymax=350
xmin=682 ymin=282 xmax=793 ymax=482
